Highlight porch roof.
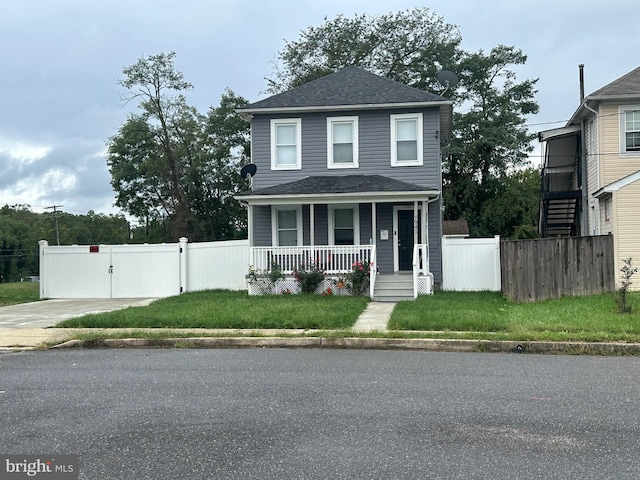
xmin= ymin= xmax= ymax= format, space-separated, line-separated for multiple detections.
xmin=236 ymin=175 xmax=439 ymax=205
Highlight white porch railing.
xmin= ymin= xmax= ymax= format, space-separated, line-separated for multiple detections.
xmin=251 ymin=245 xmax=374 ymax=275
xmin=369 ymin=245 xmax=377 ymax=299
xmin=412 ymin=243 xmax=430 ymax=299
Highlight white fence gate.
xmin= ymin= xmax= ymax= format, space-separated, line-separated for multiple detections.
xmin=442 ymin=236 xmax=501 ymax=291
xmin=39 ymin=238 xmax=249 ymax=299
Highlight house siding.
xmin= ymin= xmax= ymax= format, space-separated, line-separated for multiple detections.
xmin=586 ymin=117 xmax=600 ymax=234
xmin=375 ymin=204 xmax=394 ymax=273
xmin=616 ymin=182 xmax=640 ymax=289
xmin=359 ymin=204 xmax=373 ymax=244
xmin=254 ymin=206 xmax=272 ymax=247
xmin=600 ymin=103 xmax=640 ymax=186
xmin=429 ymin=198 xmax=443 ymax=284
xmin=250 ymin=108 xmax=441 ymax=190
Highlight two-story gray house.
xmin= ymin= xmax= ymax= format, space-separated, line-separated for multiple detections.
xmin=236 ymin=67 xmax=452 ymax=300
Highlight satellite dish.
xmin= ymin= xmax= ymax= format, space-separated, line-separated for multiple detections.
xmin=240 ymin=164 xmax=257 ymax=180
xmin=437 ymin=70 xmax=459 ymax=93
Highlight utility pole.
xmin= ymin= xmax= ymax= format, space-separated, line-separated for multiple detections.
xmin=45 ymin=205 xmax=63 ymax=245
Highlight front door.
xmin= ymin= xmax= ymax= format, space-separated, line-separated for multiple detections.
xmin=398 ymin=210 xmax=420 ymax=271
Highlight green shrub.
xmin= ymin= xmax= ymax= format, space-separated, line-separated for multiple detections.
xmin=293 ymin=265 xmax=325 ymax=294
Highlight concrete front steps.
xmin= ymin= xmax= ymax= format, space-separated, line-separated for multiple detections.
xmin=372 ymin=273 xmax=414 ymax=302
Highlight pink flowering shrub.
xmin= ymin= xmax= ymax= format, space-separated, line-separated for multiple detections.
xmin=346 ymin=260 xmax=372 ymax=296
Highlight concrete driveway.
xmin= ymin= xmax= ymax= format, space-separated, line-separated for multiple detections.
xmin=0 ymin=298 xmax=157 ymax=329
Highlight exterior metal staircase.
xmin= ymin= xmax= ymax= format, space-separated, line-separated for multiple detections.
xmin=372 ymin=273 xmax=414 ymax=302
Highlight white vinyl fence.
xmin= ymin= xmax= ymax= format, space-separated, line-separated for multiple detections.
xmin=442 ymin=236 xmax=501 ymax=291
xmin=39 ymin=238 xmax=248 ymax=299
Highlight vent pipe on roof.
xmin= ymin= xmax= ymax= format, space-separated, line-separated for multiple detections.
xmin=579 ymin=64 xmax=585 ymax=103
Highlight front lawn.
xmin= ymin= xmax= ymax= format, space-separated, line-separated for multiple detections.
xmin=0 ymin=282 xmax=40 ymax=307
xmin=389 ymin=291 xmax=640 ymax=342
xmin=56 ymin=290 xmax=369 ymax=329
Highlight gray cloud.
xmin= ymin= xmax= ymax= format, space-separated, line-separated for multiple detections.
xmin=1 ymin=0 xmax=638 ymax=214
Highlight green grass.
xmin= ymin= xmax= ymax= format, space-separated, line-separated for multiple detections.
xmin=56 ymin=290 xmax=369 ymax=329
xmin=390 ymin=290 xmax=640 ymax=342
xmin=50 ymin=288 xmax=640 ymax=344
xmin=0 ymin=282 xmax=40 ymax=306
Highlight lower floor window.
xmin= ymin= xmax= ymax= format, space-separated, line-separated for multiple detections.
xmin=330 ymin=206 xmax=359 ymax=245
xmin=275 ymin=208 xmax=299 ymax=246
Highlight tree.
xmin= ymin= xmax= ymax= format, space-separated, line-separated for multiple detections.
xmin=477 ymin=167 xmax=541 ymax=239
xmin=107 ymin=53 xmax=250 ymax=241
xmin=444 ymin=46 xmax=539 ymax=235
xmin=266 ymin=8 xmax=462 ymax=96
xmin=267 ymin=10 xmax=540 ymax=238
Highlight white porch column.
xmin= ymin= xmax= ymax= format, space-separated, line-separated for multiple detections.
xmin=421 ymin=200 xmax=428 ymax=245
xmin=310 ymin=204 xmax=315 ymax=247
xmin=371 ymin=202 xmax=377 ymax=245
xmin=247 ymin=204 xmax=254 ymax=270
xmin=413 ymin=200 xmax=419 ymax=247
xmin=247 ymin=204 xmax=254 ymax=247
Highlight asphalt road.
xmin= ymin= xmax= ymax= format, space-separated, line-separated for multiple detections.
xmin=1 ymin=349 xmax=639 ymax=479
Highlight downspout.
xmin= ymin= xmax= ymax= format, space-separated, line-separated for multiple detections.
xmin=578 ymin=65 xmax=598 ymax=236
xmin=581 ymin=102 xmax=598 ymax=236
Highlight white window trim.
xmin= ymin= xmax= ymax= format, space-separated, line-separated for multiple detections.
xmin=327 ymin=116 xmax=359 ymax=169
xmin=603 ymin=196 xmax=612 ymax=223
xmin=328 ymin=205 xmax=360 ymax=246
xmin=619 ymin=105 xmax=640 ymax=157
xmin=270 ymin=118 xmax=302 ymax=170
xmin=271 ymin=206 xmax=303 ymax=246
xmin=390 ymin=113 xmax=423 ymax=167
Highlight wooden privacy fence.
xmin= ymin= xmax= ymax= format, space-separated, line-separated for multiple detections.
xmin=500 ymin=235 xmax=614 ymax=302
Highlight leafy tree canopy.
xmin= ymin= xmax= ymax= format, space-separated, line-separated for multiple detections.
xmin=107 ymin=53 xmax=250 ymax=242
xmin=267 ymin=8 xmax=540 ymax=238
xmin=267 ymin=8 xmax=462 ymax=97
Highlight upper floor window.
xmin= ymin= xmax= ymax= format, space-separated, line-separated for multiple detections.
xmin=390 ymin=113 xmax=423 ymax=166
xmin=625 ymin=111 xmax=640 ymax=152
xmin=619 ymin=106 xmax=640 ymax=156
xmin=271 ymin=118 xmax=302 ymax=170
xmin=327 ymin=116 xmax=358 ymax=168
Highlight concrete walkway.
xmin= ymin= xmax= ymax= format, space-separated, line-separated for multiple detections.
xmin=352 ymin=302 xmax=395 ymax=332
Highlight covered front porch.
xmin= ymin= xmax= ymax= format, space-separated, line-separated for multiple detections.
xmin=237 ymin=176 xmax=441 ymax=300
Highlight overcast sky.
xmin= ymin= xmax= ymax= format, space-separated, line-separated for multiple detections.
xmin=1 ymin=0 xmax=637 ymax=217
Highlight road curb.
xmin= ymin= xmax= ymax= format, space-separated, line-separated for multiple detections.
xmin=49 ymin=336 xmax=640 ymax=355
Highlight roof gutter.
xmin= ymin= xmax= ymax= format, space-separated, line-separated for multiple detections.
xmin=235 ymin=190 xmax=441 ymax=206
xmin=236 ymin=100 xmax=453 ymax=116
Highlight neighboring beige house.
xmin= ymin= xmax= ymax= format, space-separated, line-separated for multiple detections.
xmin=539 ymin=65 xmax=640 ymax=287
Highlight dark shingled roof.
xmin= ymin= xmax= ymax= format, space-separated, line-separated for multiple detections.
xmin=240 ymin=66 xmax=447 ymax=111
xmin=443 ymin=220 xmax=470 ymax=236
xmin=238 ymin=175 xmax=431 ymax=196
xmin=589 ymin=66 xmax=640 ymax=98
